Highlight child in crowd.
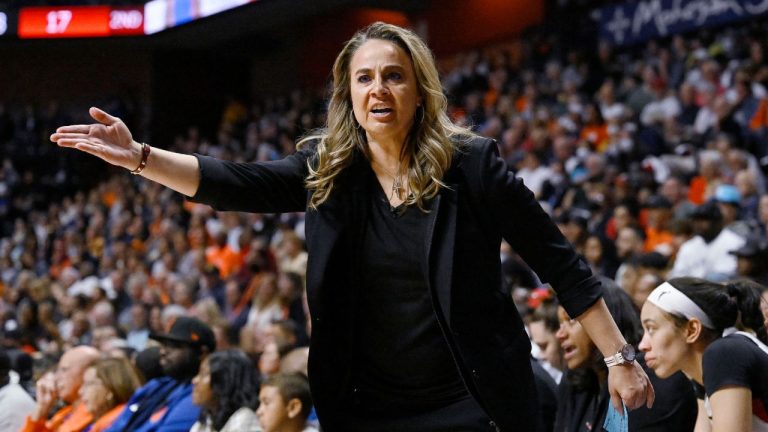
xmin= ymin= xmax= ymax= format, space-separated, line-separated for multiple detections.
xmin=256 ymin=373 xmax=317 ymax=432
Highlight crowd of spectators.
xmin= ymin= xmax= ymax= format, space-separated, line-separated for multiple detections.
xmin=2 ymin=11 xmax=768 ymax=432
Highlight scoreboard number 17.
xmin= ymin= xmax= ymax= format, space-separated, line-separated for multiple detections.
xmin=46 ymin=10 xmax=72 ymax=34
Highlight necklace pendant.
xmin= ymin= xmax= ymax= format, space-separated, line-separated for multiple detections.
xmin=392 ymin=178 xmax=403 ymax=198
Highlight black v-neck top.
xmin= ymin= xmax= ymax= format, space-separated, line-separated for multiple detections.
xmin=352 ymin=169 xmax=467 ymax=413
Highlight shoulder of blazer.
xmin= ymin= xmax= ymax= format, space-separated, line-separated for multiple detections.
xmin=448 ymin=135 xmax=498 ymax=184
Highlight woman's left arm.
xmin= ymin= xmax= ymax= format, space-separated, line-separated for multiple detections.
xmin=474 ymin=137 xmax=655 ymax=411
xmin=577 ymin=298 xmax=655 ymax=411
xmin=708 ymin=387 xmax=752 ymax=432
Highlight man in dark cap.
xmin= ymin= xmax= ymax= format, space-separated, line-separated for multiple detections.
xmin=668 ymin=200 xmax=746 ymax=280
xmin=731 ymin=238 xmax=768 ymax=285
xmin=103 ymin=317 xmax=215 ymax=432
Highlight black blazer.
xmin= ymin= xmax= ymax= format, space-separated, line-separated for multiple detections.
xmin=192 ymin=136 xmax=602 ymax=431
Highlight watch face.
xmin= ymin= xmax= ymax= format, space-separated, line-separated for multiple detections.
xmin=621 ymin=344 xmax=636 ymax=362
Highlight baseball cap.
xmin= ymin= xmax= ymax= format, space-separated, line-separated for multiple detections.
xmin=150 ymin=316 xmax=216 ymax=352
xmin=729 ymin=238 xmax=768 ymax=258
xmin=714 ymin=184 xmax=741 ymax=204
xmin=690 ymin=201 xmax=722 ymax=221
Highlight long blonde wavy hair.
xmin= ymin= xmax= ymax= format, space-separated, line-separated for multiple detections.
xmin=298 ymin=22 xmax=473 ymax=210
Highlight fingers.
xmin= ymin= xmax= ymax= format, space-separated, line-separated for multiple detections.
xmin=55 ymin=138 xmax=91 ymax=148
xmin=51 ymin=132 xmax=90 ymax=142
xmin=646 ymin=375 xmax=656 ymax=408
xmin=53 ymin=125 xmax=92 ymax=135
xmin=610 ymin=392 xmax=624 ymax=414
xmin=89 ymin=106 xmax=120 ymax=126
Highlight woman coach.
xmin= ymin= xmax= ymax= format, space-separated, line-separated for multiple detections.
xmin=51 ymin=22 xmax=652 ymax=431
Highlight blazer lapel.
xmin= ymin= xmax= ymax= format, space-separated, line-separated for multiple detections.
xmin=425 ymin=183 xmax=458 ymax=324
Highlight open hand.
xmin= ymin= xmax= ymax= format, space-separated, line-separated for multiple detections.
xmin=50 ymin=107 xmax=140 ymax=170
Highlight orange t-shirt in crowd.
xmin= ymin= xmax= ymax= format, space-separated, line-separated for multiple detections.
xmin=87 ymin=403 xmax=126 ymax=432
xmin=645 ymin=227 xmax=675 ymax=253
xmin=205 ymin=245 xmax=242 ymax=278
xmin=750 ymin=97 xmax=768 ymax=130
xmin=21 ymin=402 xmax=93 ymax=432
xmin=580 ymin=124 xmax=609 ymax=152
xmin=688 ymin=176 xmax=707 ymax=205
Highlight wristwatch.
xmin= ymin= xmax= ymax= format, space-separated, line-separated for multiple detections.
xmin=604 ymin=343 xmax=636 ymax=367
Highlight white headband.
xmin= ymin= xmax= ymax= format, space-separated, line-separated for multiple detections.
xmin=647 ymin=282 xmax=716 ymax=329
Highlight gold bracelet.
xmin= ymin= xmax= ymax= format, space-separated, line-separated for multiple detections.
xmin=130 ymin=142 xmax=151 ymax=175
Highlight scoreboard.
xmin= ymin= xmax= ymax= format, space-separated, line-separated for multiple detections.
xmin=4 ymin=1 xmax=256 ymax=39
xmin=18 ymin=7 xmax=144 ymax=38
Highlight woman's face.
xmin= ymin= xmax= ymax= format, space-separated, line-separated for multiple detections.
xmin=191 ymin=357 xmax=213 ymax=408
xmin=555 ymin=306 xmax=595 ymax=370
xmin=79 ymin=367 xmax=112 ymax=418
xmin=638 ymin=302 xmax=690 ymax=378
xmin=529 ymin=321 xmax=563 ymax=371
xmin=584 ymin=236 xmax=603 ymax=264
xmin=258 ymin=341 xmax=281 ymax=376
xmin=349 ymin=39 xmax=422 ymax=146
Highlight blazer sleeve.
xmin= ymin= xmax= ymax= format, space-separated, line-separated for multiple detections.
xmin=476 ymin=138 xmax=602 ymax=319
xmin=188 ymin=144 xmax=314 ymax=214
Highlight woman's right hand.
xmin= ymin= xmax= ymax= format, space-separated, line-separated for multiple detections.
xmin=50 ymin=107 xmax=141 ymax=170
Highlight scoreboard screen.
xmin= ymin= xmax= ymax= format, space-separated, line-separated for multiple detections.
xmin=12 ymin=1 xmax=254 ymax=39
xmin=18 ymin=6 xmax=144 ymax=38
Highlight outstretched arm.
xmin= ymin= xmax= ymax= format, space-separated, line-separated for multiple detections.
xmin=51 ymin=107 xmax=201 ymax=197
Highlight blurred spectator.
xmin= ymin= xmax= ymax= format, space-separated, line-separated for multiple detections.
xmin=242 ymin=273 xmax=283 ymax=354
xmin=104 ymin=317 xmax=214 ymax=432
xmin=21 ymin=345 xmax=100 ymax=432
xmin=614 ymin=226 xmax=646 ymax=289
xmin=730 ymin=238 xmax=768 ymax=286
xmin=276 ymin=232 xmax=307 ymax=280
xmin=279 ymin=347 xmax=309 ymax=377
xmin=585 ymin=232 xmax=620 ymax=279
xmin=258 ymin=339 xmax=294 ymax=380
xmin=642 ymin=195 xmax=674 ymax=256
xmin=0 ymin=348 xmax=35 ymax=431
xmin=668 ymin=201 xmax=745 ymax=280
xmin=659 ymin=176 xmax=695 ymax=222
xmin=191 ymin=349 xmax=260 ymax=432
xmin=133 ymin=346 xmax=163 ymax=383
xmin=79 ymin=357 xmax=142 ymax=432
xmin=126 ymin=303 xmax=150 ymax=352
xmin=631 ymin=272 xmax=665 ymax=310
xmin=256 ymin=373 xmax=317 ymax=432
xmin=528 ymin=297 xmax=564 ymax=384
xmin=713 ymin=183 xmax=752 ymax=238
